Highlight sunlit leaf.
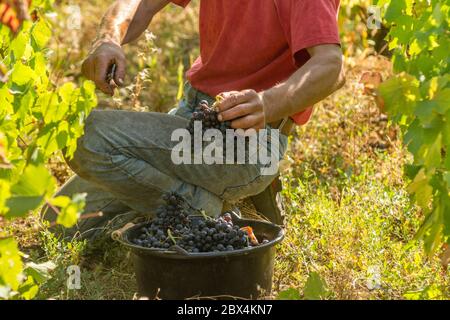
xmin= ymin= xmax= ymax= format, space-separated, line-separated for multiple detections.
xmin=407 ymin=169 xmax=433 ymax=209
xmin=303 ymin=272 xmax=330 ymax=300
xmin=31 ymin=19 xmax=51 ymax=49
xmin=5 ymin=195 xmax=44 ymax=218
xmin=24 ymin=261 xmax=56 ymax=284
xmin=56 ymin=193 xmax=86 ymax=228
xmin=276 ymin=288 xmax=301 ymax=300
xmin=10 ymin=62 xmax=36 ymax=86
xmin=17 ymin=276 xmax=39 ymax=300
xmin=10 ymin=165 xmax=55 ymax=197
xmin=379 ymin=73 xmax=421 ymax=117
xmin=0 ymin=238 xmax=23 ymax=293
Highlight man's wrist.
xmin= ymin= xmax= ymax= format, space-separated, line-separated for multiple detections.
xmin=263 ymin=83 xmax=305 ymax=124
xmin=260 ymin=88 xmax=284 ymax=124
xmin=91 ymin=34 xmax=121 ymax=53
xmin=254 ymin=91 xmax=266 ymax=126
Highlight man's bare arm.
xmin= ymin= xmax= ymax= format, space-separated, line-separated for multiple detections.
xmin=216 ymin=44 xmax=345 ymax=130
xmin=82 ymin=0 xmax=170 ymax=95
xmin=94 ymin=0 xmax=170 ymax=46
xmin=262 ymin=44 xmax=345 ymax=123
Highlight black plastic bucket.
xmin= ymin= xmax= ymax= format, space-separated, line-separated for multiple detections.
xmin=113 ymin=213 xmax=284 ymax=299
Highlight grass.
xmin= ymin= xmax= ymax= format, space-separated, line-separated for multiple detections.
xmin=7 ymin=1 xmax=449 ymax=300
xmin=272 ymin=55 xmax=449 ymax=300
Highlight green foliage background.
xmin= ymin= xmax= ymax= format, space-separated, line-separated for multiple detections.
xmin=378 ymin=0 xmax=450 ymax=253
xmin=0 ymin=0 xmax=96 ymax=299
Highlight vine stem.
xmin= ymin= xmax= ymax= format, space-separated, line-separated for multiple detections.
xmin=17 ymin=135 xmax=29 ymax=148
xmin=43 ymin=200 xmax=103 ymax=229
xmin=45 ymin=200 xmax=60 ymax=216
xmin=176 ymin=193 xmax=212 ymax=220
xmin=167 ymin=229 xmax=177 ymax=245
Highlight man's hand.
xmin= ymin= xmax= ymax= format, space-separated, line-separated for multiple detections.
xmin=81 ymin=42 xmax=126 ymax=96
xmin=216 ymin=90 xmax=266 ymax=131
xmin=81 ymin=0 xmax=170 ymax=95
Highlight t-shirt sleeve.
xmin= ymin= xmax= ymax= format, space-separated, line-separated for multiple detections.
xmin=290 ymin=0 xmax=341 ymax=56
xmin=171 ymin=0 xmax=191 ymax=8
xmin=286 ymin=1 xmax=340 ymax=125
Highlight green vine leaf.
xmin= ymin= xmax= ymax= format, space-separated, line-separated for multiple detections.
xmin=55 ymin=193 xmax=86 ymax=228
xmin=378 ymin=73 xmax=421 ymax=117
xmin=380 ymin=0 xmax=450 ymax=253
xmin=303 ymin=272 xmax=331 ymax=300
xmin=0 ymin=238 xmax=23 ymax=297
xmin=31 ymin=19 xmax=51 ymax=49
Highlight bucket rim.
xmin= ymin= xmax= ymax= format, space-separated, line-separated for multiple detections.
xmin=115 ymin=217 xmax=285 ymax=260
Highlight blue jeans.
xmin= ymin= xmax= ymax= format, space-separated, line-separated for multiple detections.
xmin=43 ymin=83 xmax=288 ymax=239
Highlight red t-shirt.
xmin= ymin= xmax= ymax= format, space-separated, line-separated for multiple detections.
xmin=171 ymin=0 xmax=341 ymax=125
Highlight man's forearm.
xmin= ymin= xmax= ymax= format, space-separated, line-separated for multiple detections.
xmin=262 ymin=47 xmax=345 ymax=123
xmin=82 ymin=0 xmax=170 ymax=94
xmin=94 ymin=0 xmax=169 ymax=48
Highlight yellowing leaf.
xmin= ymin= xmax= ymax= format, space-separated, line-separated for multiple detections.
xmin=58 ymin=82 xmax=76 ymax=103
xmin=17 ymin=275 xmax=39 ymax=300
xmin=0 ymin=238 xmax=23 ymax=293
xmin=409 ymin=39 xmax=422 ymax=56
xmin=10 ymin=62 xmax=36 ymax=86
xmin=49 ymin=195 xmax=71 ymax=208
xmin=31 ymin=19 xmax=51 ymax=49
xmin=56 ymin=193 xmax=86 ymax=228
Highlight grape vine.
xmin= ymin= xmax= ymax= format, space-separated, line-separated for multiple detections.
xmin=0 ymin=0 xmax=97 ymax=299
xmin=377 ymin=0 xmax=450 ymax=253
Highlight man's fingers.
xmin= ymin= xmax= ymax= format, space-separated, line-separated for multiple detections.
xmin=217 ymin=91 xmax=240 ymax=101
xmin=81 ymin=58 xmax=94 ymax=81
xmin=81 ymin=42 xmax=127 ymax=95
xmin=234 ymin=128 xmax=258 ymax=137
xmin=114 ymin=57 xmax=126 ymax=86
xmin=216 ymin=90 xmax=254 ymax=112
xmin=231 ymin=114 xmax=263 ymax=130
xmin=218 ymin=103 xmax=257 ymax=121
xmin=93 ymin=57 xmax=114 ymax=95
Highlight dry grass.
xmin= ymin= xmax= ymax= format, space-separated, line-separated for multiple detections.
xmin=273 ymin=55 xmax=449 ymax=300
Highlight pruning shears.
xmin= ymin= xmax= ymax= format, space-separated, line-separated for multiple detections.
xmin=106 ymin=63 xmax=117 ymax=87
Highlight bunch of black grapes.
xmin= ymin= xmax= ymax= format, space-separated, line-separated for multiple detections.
xmin=186 ymin=100 xmax=248 ymax=161
xmin=187 ymin=100 xmax=232 ymax=135
xmin=175 ymin=214 xmax=250 ymax=253
xmin=132 ymin=192 xmax=252 ymax=253
xmin=132 ymin=192 xmax=191 ymax=250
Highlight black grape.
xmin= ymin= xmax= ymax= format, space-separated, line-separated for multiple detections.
xmin=131 ymin=192 xmax=259 ymax=253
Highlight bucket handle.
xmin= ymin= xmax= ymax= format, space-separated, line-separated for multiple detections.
xmin=111 ymin=222 xmax=135 ymax=241
xmin=227 ymin=207 xmax=243 ymax=221
xmin=170 ymin=245 xmax=190 ymax=255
